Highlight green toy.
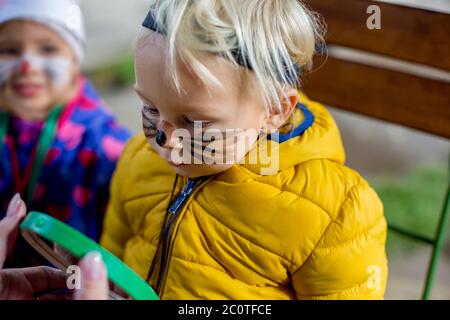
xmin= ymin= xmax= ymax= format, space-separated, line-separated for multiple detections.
xmin=20 ymin=211 xmax=159 ymax=300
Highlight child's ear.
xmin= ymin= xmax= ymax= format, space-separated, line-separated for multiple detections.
xmin=263 ymin=88 xmax=298 ymax=131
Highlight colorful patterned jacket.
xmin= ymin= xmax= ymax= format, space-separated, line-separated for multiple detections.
xmin=0 ymin=76 xmax=132 ymax=266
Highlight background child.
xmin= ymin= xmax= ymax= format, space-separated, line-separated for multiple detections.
xmin=100 ymin=0 xmax=388 ymax=300
xmin=0 ymin=0 xmax=131 ymax=267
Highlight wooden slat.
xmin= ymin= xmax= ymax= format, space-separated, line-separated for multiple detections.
xmin=307 ymin=0 xmax=450 ymax=71
xmin=302 ymin=57 xmax=450 ymax=138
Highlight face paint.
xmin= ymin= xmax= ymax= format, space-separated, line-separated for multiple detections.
xmin=0 ymin=54 xmax=71 ymax=88
xmin=37 ymin=56 xmax=72 ymax=87
xmin=0 ymin=59 xmax=18 ymax=87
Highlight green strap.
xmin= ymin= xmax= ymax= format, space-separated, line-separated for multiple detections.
xmin=25 ymin=105 xmax=63 ymax=206
xmin=0 ymin=112 xmax=8 ymax=161
xmin=0 ymin=107 xmax=63 ymax=207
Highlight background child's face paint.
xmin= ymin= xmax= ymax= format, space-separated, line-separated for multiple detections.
xmin=0 ymin=59 xmax=16 ymax=86
xmin=0 ymin=55 xmax=71 ymax=88
xmin=0 ymin=21 xmax=79 ymax=121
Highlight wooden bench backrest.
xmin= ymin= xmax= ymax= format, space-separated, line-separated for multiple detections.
xmin=302 ymin=0 xmax=450 ymax=138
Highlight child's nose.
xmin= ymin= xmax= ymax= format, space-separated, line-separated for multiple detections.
xmin=19 ymin=60 xmax=31 ymax=74
xmin=156 ymin=120 xmax=178 ymax=149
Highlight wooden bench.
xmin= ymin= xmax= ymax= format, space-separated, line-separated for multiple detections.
xmin=303 ymin=0 xmax=450 ymax=299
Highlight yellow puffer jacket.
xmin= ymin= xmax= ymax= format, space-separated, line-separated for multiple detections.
xmin=100 ymin=93 xmax=388 ymax=300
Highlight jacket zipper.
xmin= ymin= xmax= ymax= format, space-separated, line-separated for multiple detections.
xmin=153 ymin=177 xmax=209 ymax=295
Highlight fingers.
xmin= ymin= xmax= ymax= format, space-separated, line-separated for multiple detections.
xmin=0 ymin=194 xmax=27 ymax=268
xmin=23 ymin=266 xmax=68 ymax=294
xmin=74 ymin=252 xmax=109 ymax=300
xmin=0 ymin=266 xmax=68 ymax=300
xmin=1 ymin=193 xmax=26 ymax=232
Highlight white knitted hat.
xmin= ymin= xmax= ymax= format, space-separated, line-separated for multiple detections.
xmin=0 ymin=0 xmax=86 ymax=62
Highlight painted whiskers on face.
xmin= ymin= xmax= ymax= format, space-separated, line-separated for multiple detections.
xmin=0 ymin=54 xmax=71 ymax=88
xmin=142 ymin=107 xmax=280 ymax=175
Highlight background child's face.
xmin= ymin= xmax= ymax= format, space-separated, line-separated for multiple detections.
xmin=0 ymin=20 xmax=79 ymax=121
xmin=135 ymin=33 xmax=271 ymax=178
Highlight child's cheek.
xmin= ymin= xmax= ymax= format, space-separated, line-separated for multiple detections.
xmin=0 ymin=59 xmax=18 ymax=87
xmin=33 ymin=56 xmax=75 ymax=106
xmin=38 ymin=56 xmax=72 ymax=88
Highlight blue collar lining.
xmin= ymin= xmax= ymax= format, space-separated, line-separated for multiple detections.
xmin=268 ymin=103 xmax=315 ymax=143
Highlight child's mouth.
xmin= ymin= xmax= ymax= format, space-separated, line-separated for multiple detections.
xmin=12 ymin=83 xmax=44 ymax=98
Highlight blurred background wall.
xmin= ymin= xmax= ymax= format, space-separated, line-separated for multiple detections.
xmin=79 ymin=0 xmax=450 ymax=299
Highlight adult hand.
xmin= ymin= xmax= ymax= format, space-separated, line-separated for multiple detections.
xmin=0 ymin=195 xmax=109 ymax=300
xmin=0 ymin=193 xmax=26 ymax=268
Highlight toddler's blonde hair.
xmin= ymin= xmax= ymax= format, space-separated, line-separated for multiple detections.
xmin=139 ymin=0 xmax=325 ymax=113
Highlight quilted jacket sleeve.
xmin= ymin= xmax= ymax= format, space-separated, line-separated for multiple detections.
xmin=99 ymin=140 xmax=134 ymax=260
xmin=291 ymin=180 xmax=388 ymax=300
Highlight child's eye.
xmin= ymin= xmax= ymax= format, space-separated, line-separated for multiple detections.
xmin=183 ymin=116 xmax=210 ymax=128
xmin=40 ymin=45 xmax=59 ymax=55
xmin=142 ymin=105 xmax=159 ymax=117
xmin=0 ymin=47 xmax=20 ymax=56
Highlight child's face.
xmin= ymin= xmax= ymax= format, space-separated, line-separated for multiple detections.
xmin=135 ymin=33 xmax=272 ymax=178
xmin=0 ymin=20 xmax=79 ymax=121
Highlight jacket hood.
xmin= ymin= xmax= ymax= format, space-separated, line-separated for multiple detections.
xmin=240 ymin=92 xmax=346 ymax=175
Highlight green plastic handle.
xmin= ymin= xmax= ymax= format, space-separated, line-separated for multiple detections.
xmin=20 ymin=211 xmax=159 ymax=300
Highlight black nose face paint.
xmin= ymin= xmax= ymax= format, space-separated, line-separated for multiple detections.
xmin=156 ymin=129 xmax=167 ymax=147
